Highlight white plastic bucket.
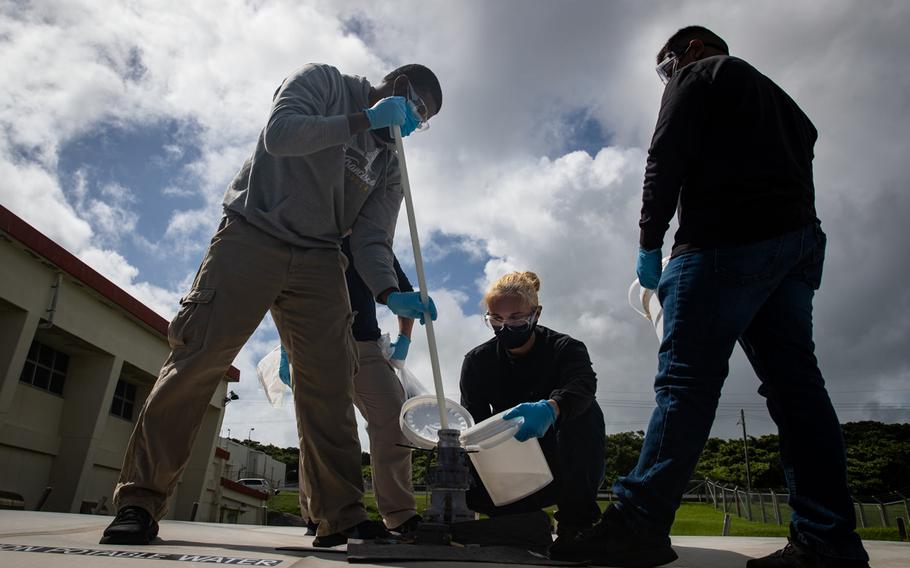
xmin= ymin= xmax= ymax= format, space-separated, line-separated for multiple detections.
xmin=399 ymin=395 xmax=475 ymax=450
xmin=459 ymin=410 xmax=554 ymax=506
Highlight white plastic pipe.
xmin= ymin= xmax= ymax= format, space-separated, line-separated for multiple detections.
xmin=392 ymin=125 xmax=448 ymax=430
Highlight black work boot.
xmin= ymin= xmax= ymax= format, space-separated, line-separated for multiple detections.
xmin=99 ymin=506 xmax=159 ymax=545
xmin=304 ymin=519 xmax=319 ymax=536
xmin=548 ymin=505 xmax=677 ymax=567
xmin=312 ymin=519 xmax=395 ymax=548
xmin=389 ymin=514 xmax=422 ymax=535
xmin=747 ymin=539 xmax=870 ymax=568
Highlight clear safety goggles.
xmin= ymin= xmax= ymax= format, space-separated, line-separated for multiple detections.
xmin=406 ymin=82 xmax=430 ymax=132
xmin=656 ymin=41 xmax=724 ymax=84
xmin=655 ymin=51 xmax=680 ymax=85
xmin=483 ymin=309 xmax=538 ymax=331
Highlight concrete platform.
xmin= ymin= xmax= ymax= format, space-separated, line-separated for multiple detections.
xmin=0 ymin=511 xmax=906 ymax=567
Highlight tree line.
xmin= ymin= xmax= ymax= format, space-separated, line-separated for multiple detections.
xmin=238 ymin=420 xmax=909 ymax=497
xmin=604 ymin=421 xmax=909 ymax=497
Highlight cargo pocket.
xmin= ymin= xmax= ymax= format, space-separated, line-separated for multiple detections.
xmin=345 ymin=312 xmax=360 ymax=377
xmin=168 ymin=288 xmax=216 ymax=350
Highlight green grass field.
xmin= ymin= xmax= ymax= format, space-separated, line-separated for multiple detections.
xmin=268 ymin=491 xmax=902 ymax=541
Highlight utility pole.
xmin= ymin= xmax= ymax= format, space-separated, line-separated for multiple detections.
xmin=739 ymin=409 xmax=752 ymax=492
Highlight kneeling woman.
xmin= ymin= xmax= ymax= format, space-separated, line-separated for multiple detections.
xmin=459 ymin=271 xmax=605 ymax=544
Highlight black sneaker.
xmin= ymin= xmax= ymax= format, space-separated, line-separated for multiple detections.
xmin=312 ymin=519 xmax=395 ymax=548
xmin=305 ymin=520 xmax=319 ymax=536
xmin=747 ymin=540 xmax=870 ymax=568
xmin=547 ymin=523 xmax=590 ymax=558
xmin=389 ymin=514 xmax=422 ymax=535
xmin=548 ymin=505 xmax=677 ymax=567
xmin=99 ymin=506 xmax=159 ymax=545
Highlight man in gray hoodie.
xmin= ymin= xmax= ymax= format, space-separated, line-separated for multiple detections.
xmin=101 ymin=63 xmax=442 ymax=547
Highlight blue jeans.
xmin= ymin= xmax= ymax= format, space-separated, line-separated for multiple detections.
xmin=614 ymin=223 xmax=868 ymax=561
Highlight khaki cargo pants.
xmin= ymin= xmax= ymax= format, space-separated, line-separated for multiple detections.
xmin=298 ymin=340 xmax=416 ymax=529
xmin=114 ymin=215 xmax=367 ymax=535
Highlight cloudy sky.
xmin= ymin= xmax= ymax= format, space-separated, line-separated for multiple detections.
xmin=2 ymin=0 xmax=908 ymax=450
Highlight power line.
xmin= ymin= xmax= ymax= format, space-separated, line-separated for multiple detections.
xmin=595 ymin=397 xmax=910 ymax=411
xmin=597 ymin=387 xmax=910 ymax=396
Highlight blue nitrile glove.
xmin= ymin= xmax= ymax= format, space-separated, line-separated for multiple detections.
xmin=386 ymin=291 xmax=438 ymax=325
xmin=278 ymin=345 xmax=292 ymax=387
xmin=364 ymin=96 xmax=420 ymax=137
xmin=503 ymin=400 xmax=557 ymax=442
xmin=637 ymin=248 xmax=663 ymax=290
xmin=390 ymin=333 xmax=411 ymax=362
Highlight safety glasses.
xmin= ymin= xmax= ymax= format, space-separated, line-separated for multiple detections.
xmin=656 ymin=43 xmax=694 ymax=85
xmin=406 ymin=82 xmax=430 ymax=132
xmin=656 ymin=41 xmax=725 ymax=84
xmin=655 ymin=51 xmax=680 ymax=85
xmin=482 ymin=309 xmax=538 ymax=331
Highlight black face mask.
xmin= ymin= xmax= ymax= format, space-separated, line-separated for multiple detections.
xmin=494 ymin=322 xmax=536 ymax=350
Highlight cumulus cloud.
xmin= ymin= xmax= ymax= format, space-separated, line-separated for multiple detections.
xmin=2 ymin=0 xmax=908 ymax=449
xmin=368 ymin=0 xmax=910 ymax=437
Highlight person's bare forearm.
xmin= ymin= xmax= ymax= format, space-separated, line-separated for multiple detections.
xmin=398 ymin=316 xmax=414 ymax=338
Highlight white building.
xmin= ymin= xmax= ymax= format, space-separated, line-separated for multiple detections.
xmin=219 ymin=438 xmax=287 ymax=491
xmin=196 ymin=444 xmax=273 ymax=524
xmin=0 ymin=204 xmax=267 ymax=524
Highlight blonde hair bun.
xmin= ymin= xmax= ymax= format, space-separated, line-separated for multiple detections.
xmin=483 ymin=271 xmax=541 ymax=309
xmin=520 ymin=271 xmax=540 ymax=292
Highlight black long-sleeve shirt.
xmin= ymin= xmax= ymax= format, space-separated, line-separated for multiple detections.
xmin=459 ymin=326 xmax=597 ymax=423
xmin=342 ymin=237 xmax=413 ymax=342
xmin=640 ymin=55 xmax=819 ymax=255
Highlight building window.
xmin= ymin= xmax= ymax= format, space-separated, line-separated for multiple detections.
xmin=19 ymin=340 xmax=68 ymax=396
xmin=110 ymin=379 xmax=137 ymax=421
xmin=220 ymin=508 xmax=240 ymax=524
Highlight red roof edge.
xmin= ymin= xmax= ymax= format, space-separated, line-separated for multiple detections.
xmin=220 ymin=478 xmax=269 ymax=500
xmin=215 ymin=447 xmax=230 ymax=460
xmin=0 ymin=204 xmax=240 ymax=382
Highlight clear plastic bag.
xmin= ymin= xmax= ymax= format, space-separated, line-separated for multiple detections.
xmin=378 ymin=333 xmax=429 ymax=399
xmin=391 ymin=359 xmax=429 ymax=399
xmin=255 ymin=345 xmax=291 ymax=408
xmin=257 ymin=336 xmax=429 ymax=408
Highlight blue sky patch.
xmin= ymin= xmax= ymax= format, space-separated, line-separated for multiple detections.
xmin=558 ymin=108 xmax=612 ymax=157
xmin=402 ymin=231 xmax=489 ymax=312
xmin=57 ymin=118 xmax=207 ymax=285
xmin=342 ymin=16 xmax=375 ymax=47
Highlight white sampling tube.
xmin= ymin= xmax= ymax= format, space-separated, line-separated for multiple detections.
xmin=392 ymin=125 xmax=448 ymax=430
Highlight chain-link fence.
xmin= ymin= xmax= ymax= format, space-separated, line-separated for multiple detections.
xmin=702 ymin=478 xmax=910 ymax=529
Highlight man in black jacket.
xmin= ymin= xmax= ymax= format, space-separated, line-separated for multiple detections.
xmin=553 ymin=26 xmax=869 ymax=568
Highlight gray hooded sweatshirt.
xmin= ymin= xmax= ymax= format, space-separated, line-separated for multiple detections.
xmin=223 ymin=63 xmax=402 ymax=297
